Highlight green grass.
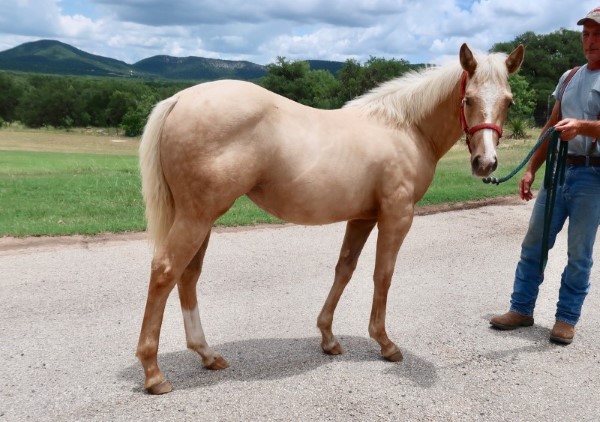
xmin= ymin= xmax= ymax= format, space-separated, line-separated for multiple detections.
xmin=0 ymin=149 xmax=280 ymax=237
xmin=420 ymin=140 xmax=544 ymax=205
xmin=0 ymin=131 xmax=544 ymax=237
xmin=0 ymin=151 xmax=145 ymax=236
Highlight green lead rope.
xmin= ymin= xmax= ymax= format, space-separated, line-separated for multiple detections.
xmin=482 ymin=128 xmax=557 ymax=186
xmin=482 ymin=128 xmax=568 ymax=273
xmin=540 ymin=130 xmax=568 ymax=272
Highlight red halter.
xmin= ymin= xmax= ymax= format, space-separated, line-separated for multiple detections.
xmin=459 ymin=71 xmax=503 ymax=153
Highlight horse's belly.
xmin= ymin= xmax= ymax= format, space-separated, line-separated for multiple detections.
xmin=247 ymin=188 xmax=376 ymax=225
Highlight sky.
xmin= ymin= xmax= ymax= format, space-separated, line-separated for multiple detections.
xmin=0 ymin=0 xmax=597 ymax=66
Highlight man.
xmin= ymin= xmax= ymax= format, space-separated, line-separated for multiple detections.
xmin=490 ymin=8 xmax=600 ymax=344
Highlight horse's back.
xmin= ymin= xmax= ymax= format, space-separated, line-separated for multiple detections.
xmin=163 ymin=80 xmax=319 ymax=151
xmin=175 ymin=79 xmax=302 ymax=120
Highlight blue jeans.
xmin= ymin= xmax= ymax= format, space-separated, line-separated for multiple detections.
xmin=510 ymin=165 xmax=600 ymax=326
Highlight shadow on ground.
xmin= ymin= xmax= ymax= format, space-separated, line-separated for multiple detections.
xmin=120 ymin=335 xmax=439 ymax=393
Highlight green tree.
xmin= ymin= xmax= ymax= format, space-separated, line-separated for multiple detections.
xmin=336 ymin=56 xmax=412 ymax=104
xmin=11 ymin=73 xmax=186 ymax=134
xmin=107 ymin=90 xmax=136 ymax=128
xmin=336 ymin=59 xmax=365 ymax=103
xmin=261 ymin=57 xmax=310 ymax=102
xmin=120 ymin=94 xmax=157 ymax=137
xmin=0 ymin=73 xmax=22 ymax=122
xmin=17 ymin=76 xmax=87 ymax=128
xmin=506 ymin=74 xmax=537 ymax=138
xmin=299 ymin=69 xmax=342 ymax=108
xmin=491 ymin=29 xmax=584 ymax=125
xmin=508 ymin=73 xmax=536 ymax=120
xmin=261 ymin=57 xmax=341 ymax=108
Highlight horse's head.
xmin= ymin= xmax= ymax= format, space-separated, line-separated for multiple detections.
xmin=459 ymin=43 xmax=525 ymax=177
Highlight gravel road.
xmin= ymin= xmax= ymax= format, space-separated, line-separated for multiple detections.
xmin=1 ymin=200 xmax=599 ymax=421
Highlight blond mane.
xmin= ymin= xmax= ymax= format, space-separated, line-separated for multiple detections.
xmin=344 ymin=51 xmax=511 ymax=127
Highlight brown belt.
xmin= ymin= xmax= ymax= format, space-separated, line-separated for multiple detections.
xmin=566 ymin=155 xmax=600 ymax=166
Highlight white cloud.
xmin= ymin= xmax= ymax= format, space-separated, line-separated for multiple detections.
xmin=58 ymin=14 xmax=99 ymax=37
xmin=0 ymin=0 xmax=62 ymax=37
xmin=0 ymin=0 xmax=597 ymax=65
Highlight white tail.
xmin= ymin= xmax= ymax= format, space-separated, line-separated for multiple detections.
xmin=139 ymin=96 xmax=179 ymax=249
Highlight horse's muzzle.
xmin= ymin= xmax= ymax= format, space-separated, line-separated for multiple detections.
xmin=471 ymin=155 xmax=498 ymax=177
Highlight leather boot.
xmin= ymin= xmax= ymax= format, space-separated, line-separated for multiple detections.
xmin=550 ymin=320 xmax=575 ymax=344
xmin=489 ymin=311 xmax=534 ymax=330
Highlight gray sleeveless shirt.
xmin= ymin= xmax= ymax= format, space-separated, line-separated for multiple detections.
xmin=553 ymin=65 xmax=600 ymax=156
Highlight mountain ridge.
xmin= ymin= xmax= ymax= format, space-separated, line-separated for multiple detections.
xmin=0 ymin=39 xmax=345 ymax=80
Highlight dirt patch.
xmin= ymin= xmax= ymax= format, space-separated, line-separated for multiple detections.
xmin=0 ymin=196 xmax=524 ymax=252
xmin=0 ymin=129 xmax=138 ymax=155
xmin=414 ymin=195 xmax=523 ymax=216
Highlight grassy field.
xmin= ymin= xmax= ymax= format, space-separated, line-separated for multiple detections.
xmin=0 ymin=127 xmax=542 ymax=237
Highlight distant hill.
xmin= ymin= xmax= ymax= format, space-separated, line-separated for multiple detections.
xmin=0 ymin=40 xmax=135 ymax=77
xmin=0 ymin=40 xmax=347 ymax=81
xmin=132 ymin=55 xmax=267 ymax=80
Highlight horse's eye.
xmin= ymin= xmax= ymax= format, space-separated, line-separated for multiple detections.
xmin=463 ymin=97 xmax=472 ymax=106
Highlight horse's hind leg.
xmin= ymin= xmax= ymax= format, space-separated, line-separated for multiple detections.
xmin=177 ymin=230 xmax=229 ymax=371
xmin=136 ymin=218 xmax=212 ymax=395
xmin=317 ymin=219 xmax=376 ymax=355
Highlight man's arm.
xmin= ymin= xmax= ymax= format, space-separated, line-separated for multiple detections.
xmin=519 ymin=100 xmax=562 ymax=201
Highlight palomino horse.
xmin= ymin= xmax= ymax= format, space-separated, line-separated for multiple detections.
xmin=137 ymin=43 xmax=524 ymax=394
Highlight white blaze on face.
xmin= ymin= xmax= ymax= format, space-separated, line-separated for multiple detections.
xmin=479 ymin=81 xmax=501 ymax=162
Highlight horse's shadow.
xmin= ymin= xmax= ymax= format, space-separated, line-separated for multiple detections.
xmin=120 ymin=335 xmax=439 ymax=392
xmin=122 ymin=322 xmax=559 ymax=393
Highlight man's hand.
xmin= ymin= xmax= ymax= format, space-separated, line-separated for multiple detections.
xmin=554 ymin=118 xmax=581 ymax=141
xmin=519 ymin=170 xmax=535 ymax=201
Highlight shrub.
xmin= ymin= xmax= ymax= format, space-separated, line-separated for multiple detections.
xmin=508 ymin=117 xmax=529 ymax=139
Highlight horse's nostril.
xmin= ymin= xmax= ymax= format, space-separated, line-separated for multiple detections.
xmin=472 ymin=155 xmax=497 ymax=175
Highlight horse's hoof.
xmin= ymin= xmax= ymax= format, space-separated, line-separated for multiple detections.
xmin=206 ymin=355 xmax=229 ymax=370
xmin=146 ymin=379 xmax=173 ymax=395
xmin=384 ymin=350 xmax=404 ymax=362
xmin=322 ymin=341 xmax=343 ymax=356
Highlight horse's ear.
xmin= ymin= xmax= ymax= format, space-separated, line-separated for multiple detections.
xmin=505 ymin=44 xmax=525 ymax=74
xmin=459 ymin=43 xmax=477 ymax=76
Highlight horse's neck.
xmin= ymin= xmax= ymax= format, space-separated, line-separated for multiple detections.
xmin=418 ymin=82 xmax=464 ymax=161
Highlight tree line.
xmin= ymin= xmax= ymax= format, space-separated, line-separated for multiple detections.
xmin=0 ymin=28 xmax=585 ymax=136
xmin=0 ymin=73 xmax=189 ymax=136
xmin=491 ymin=29 xmax=585 ymax=125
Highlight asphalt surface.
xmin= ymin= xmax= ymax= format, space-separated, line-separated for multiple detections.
xmin=1 ymin=200 xmax=599 ymax=421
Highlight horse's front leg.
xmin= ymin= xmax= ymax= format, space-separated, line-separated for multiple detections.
xmin=317 ymin=219 xmax=377 ymax=355
xmin=369 ymin=211 xmax=414 ymax=362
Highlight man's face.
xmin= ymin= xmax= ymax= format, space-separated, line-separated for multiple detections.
xmin=583 ymin=21 xmax=600 ymax=68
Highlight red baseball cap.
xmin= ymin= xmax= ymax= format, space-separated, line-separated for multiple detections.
xmin=577 ymin=7 xmax=600 ymax=25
